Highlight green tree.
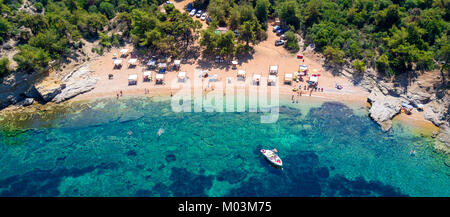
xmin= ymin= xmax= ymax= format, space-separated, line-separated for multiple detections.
xmin=277 ymin=0 xmax=301 ymax=30
xmin=14 ymin=45 xmax=51 ymax=72
xmin=352 ymin=59 xmax=365 ymax=73
xmin=18 ymin=13 xmax=49 ymax=35
xmin=207 ymin=0 xmax=232 ymax=27
xmin=0 ymin=57 xmax=10 ymax=76
xmin=29 ymin=29 xmax=69 ymax=59
xmin=199 ymin=29 xmax=219 ymax=53
xmin=99 ymin=2 xmax=116 ymax=19
xmin=0 ymin=17 xmax=11 ymax=43
xmin=77 ymin=12 xmax=108 ymax=38
xmin=239 ymin=21 xmax=256 ymax=47
xmin=217 ymin=30 xmax=235 ymax=57
xmin=375 ymin=4 xmax=402 ymax=30
xmin=376 ymin=53 xmax=393 ymax=76
xmin=255 ymin=0 xmax=270 ymax=25
xmin=284 ymin=31 xmax=299 ymax=52
xmin=323 ymin=46 xmax=345 ymax=65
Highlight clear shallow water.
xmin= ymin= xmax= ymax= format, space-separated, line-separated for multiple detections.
xmin=0 ymin=98 xmax=449 ymax=197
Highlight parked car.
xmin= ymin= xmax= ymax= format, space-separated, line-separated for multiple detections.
xmin=196 ymin=10 xmax=202 ymax=18
xmin=206 ymin=17 xmax=212 ymax=25
xmin=275 ymin=40 xmax=285 ymax=46
xmin=186 ymin=3 xmax=192 ymax=11
xmin=233 ymin=30 xmax=240 ymax=37
xmin=189 ymin=9 xmax=196 ymax=16
xmin=201 ymin=13 xmax=207 ymax=21
xmin=276 ymin=29 xmax=287 ymax=36
xmin=273 ymin=25 xmax=281 ymax=32
xmin=165 ymin=1 xmax=172 ymax=4
xmin=280 ymin=34 xmax=287 ymax=40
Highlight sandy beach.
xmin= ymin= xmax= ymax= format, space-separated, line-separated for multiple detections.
xmin=75 ymin=23 xmax=368 ymax=102
xmin=69 ymin=18 xmax=438 ymax=132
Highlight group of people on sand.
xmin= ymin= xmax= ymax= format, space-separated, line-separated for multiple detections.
xmin=116 ymin=90 xmax=123 ymax=99
xmin=291 ymin=82 xmax=324 ymax=103
xmin=291 ymin=89 xmax=302 ymax=103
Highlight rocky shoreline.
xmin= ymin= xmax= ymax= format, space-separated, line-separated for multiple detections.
xmin=337 ymin=64 xmax=449 ymax=152
xmin=0 ymin=63 xmax=98 ymax=109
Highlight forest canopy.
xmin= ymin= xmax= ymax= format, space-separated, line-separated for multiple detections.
xmin=271 ymin=0 xmax=449 ymax=75
xmin=0 ymin=0 xmax=448 ymax=77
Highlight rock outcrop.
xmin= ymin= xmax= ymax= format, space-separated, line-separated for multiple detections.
xmin=367 ymin=88 xmax=402 ymax=131
xmin=337 ymin=63 xmax=450 ymax=149
xmin=52 ymin=65 xmax=98 ymax=103
xmin=16 ymin=98 xmax=34 ymax=107
xmin=34 ymin=79 xmax=65 ymax=102
xmin=424 ymin=92 xmax=450 ymax=148
xmin=0 ymin=63 xmax=98 ymax=109
xmin=0 ymin=71 xmax=36 ymax=109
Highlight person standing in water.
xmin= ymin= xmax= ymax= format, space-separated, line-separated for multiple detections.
xmin=157 ymin=128 xmax=165 ymax=141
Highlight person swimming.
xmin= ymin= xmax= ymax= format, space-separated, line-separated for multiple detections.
xmin=128 ymin=130 xmax=133 ymax=136
xmin=410 ymin=149 xmax=416 ymax=156
xmin=157 ymin=128 xmax=165 ymax=137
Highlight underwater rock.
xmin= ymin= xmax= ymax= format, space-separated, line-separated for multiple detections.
xmin=367 ymin=89 xmax=402 ymax=131
xmin=152 ymin=182 xmax=170 ymax=196
xmin=216 ymin=169 xmax=246 ymax=184
xmin=169 ymin=167 xmax=213 ymax=197
xmin=165 ymin=154 xmax=176 ymax=163
xmin=316 ymin=167 xmax=330 ymax=179
xmin=118 ymin=111 xmax=144 ymax=123
xmin=135 ymin=189 xmax=153 ymax=197
xmin=444 ymin=158 xmax=450 ymax=168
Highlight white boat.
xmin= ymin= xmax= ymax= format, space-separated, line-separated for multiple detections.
xmin=260 ymin=148 xmax=283 ymax=167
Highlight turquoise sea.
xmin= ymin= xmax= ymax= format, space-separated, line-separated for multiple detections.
xmin=0 ymin=97 xmax=449 ymax=197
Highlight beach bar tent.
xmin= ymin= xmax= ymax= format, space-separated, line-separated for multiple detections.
xmin=155 ymin=73 xmax=164 ymax=85
xmin=268 ymin=75 xmax=277 ymax=86
xmin=159 ymin=63 xmax=167 ymax=73
xmin=231 ymin=60 xmax=238 ymax=69
xmin=209 ymin=74 xmax=219 ymax=82
xmin=269 ymin=65 xmax=278 ymax=75
xmin=128 ymin=58 xmax=137 ymax=67
xmin=253 ymin=74 xmax=261 ymax=85
xmin=308 ymin=75 xmax=318 ymax=86
xmin=120 ymin=49 xmax=129 ymax=57
xmin=113 ymin=59 xmax=122 ymax=69
xmin=178 ymin=71 xmax=186 ymax=82
xmin=173 ymin=60 xmax=181 ymax=70
xmin=147 ymin=59 xmax=157 ymax=69
xmin=143 ymin=71 xmax=152 ymax=82
xmin=237 ymin=70 xmax=246 ymax=80
xmin=298 ymin=64 xmax=308 ymax=75
xmin=284 ymin=73 xmax=293 ymax=84
xmin=128 ymin=74 xmax=138 ymax=85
